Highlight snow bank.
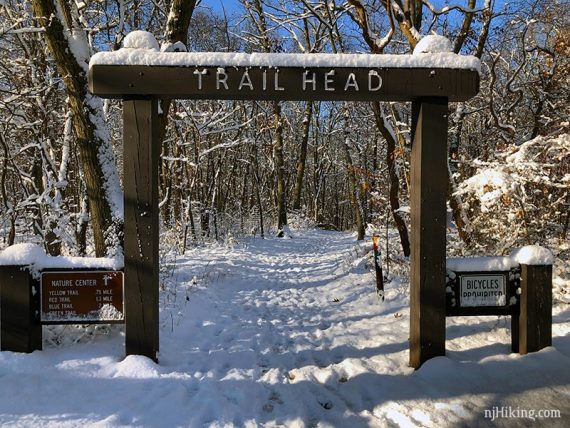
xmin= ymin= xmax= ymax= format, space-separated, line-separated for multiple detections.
xmin=90 ymin=50 xmax=481 ymax=72
xmin=447 ymin=245 xmax=554 ymax=271
xmin=0 ymin=243 xmax=46 ymax=266
xmin=0 ymin=229 xmax=568 ymax=426
xmin=0 ymin=243 xmax=123 ymax=273
xmin=89 ymin=32 xmax=480 ymax=72
xmin=0 ymin=229 xmax=570 ymax=428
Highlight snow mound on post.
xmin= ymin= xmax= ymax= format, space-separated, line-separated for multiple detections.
xmin=0 ymin=243 xmax=45 ymax=266
xmin=123 ymin=31 xmax=159 ymax=51
xmin=413 ymin=35 xmax=453 ymax=54
xmin=511 ymin=245 xmax=554 ymax=266
xmin=161 ymin=41 xmax=187 ymax=52
xmin=0 ymin=244 xmax=123 ymax=280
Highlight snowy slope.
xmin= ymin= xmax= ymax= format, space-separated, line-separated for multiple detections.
xmin=0 ymin=229 xmax=568 ymax=427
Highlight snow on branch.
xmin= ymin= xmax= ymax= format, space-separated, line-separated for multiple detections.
xmin=421 ymin=0 xmax=487 ymax=15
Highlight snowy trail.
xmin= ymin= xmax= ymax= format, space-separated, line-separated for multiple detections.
xmin=0 ymin=228 xmax=569 ymax=427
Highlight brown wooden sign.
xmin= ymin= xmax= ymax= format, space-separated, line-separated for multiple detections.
xmin=89 ymin=65 xmax=479 ymax=102
xmin=40 ymin=271 xmax=124 ymax=323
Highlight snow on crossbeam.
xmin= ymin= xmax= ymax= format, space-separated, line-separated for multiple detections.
xmin=446 ymin=245 xmax=554 ymax=272
xmin=0 ymin=243 xmax=123 ymax=275
xmin=89 ymin=49 xmax=480 ymax=102
xmin=90 ymin=50 xmax=481 ymax=71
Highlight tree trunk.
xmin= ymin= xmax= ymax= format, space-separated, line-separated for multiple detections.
xmin=343 ymin=105 xmax=365 ymax=240
xmin=248 ymin=0 xmax=288 ymax=232
xmin=453 ymin=0 xmax=476 ymax=53
xmin=292 ymin=101 xmax=313 ymax=210
xmin=157 ymin=0 xmax=196 ymax=142
xmin=372 ymin=101 xmax=411 ymax=256
xmin=32 ymin=0 xmax=121 ymax=257
xmin=157 ymin=1 xmax=196 ymax=225
xmin=273 ymin=101 xmax=288 ymax=230
xmin=448 ymin=105 xmax=472 ymax=245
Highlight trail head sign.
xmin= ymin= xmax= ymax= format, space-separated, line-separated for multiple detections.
xmin=88 ymin=32 xmax=481 ymax=366
xmin=40 ymin=271 xmax=124 ymax=323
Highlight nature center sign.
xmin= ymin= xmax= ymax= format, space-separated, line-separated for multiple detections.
xmin=88 ymin=33 xmax=480 ymax=367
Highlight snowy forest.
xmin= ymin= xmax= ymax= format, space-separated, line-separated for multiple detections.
xmin=0 ymin=0 xmax=567 ymax=261
xmin=0 ymin=1 xmax=569 ymax=426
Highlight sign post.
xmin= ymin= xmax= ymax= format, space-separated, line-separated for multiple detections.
xmin=372 ymin=233 xmax=384 ymax=301
xmin=518 ymin=264 xmax=552 ymax=354
xmin=409 ymin=98 xmax=448 ymax=369
xmin=0 ymin=266 xmax=41 ymax=353
xmin=123 ymin=98 xmax=160 ymax=362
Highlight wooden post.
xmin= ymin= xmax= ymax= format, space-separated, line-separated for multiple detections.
xmin=511 ymin=313 xmax=520 ymax=353
xmin=518 ymin=264 xmax=552 ymax=354
xmin=372 ymin=233 xmax=384 ymax=301
xmin=123 ymin=98 xmax=159 ymax=362
xmin=0 ymin=266 xmax=42 ymax=352
xmin=409 ymin=97 xmax=448 ymax=369
xmin=88 ymin=56 xmax=480 ymax=365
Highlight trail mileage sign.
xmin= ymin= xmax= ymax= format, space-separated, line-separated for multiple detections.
xmin=40 ymin=271 xmax=124 ymax=323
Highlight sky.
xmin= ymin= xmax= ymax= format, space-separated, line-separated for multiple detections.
xmin=197 ymin=0 xmax=509 ymax=17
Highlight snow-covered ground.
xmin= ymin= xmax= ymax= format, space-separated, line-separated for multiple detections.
xmin=0 ymin=228 xmax=568 ymax=427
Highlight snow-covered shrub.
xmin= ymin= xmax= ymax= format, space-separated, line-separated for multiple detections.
xmin=455 ymin=133 xmax=569 ymax=255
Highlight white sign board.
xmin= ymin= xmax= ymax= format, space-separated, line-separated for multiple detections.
xmin=459 ymin=274 xmax=506 ymax=307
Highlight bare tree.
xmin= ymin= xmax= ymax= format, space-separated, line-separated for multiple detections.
xmin=32 ymin=0 xmax=123 ymax=257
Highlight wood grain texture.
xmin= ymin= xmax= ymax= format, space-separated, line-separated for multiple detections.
xmin=519 ymin=264 xmax=552 ymax=354
xmin=409 ymin=98 xmax=448 ymax=369
xmin=123 ymin=99 xmax=160 ymax=362
xmin=0 ymin=266 xmax=42 ymax=352
xmin=90 ymin=65 xmax=479 ymax=102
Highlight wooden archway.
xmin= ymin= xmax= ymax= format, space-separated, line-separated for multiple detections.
xmin=89 ymin=49 xmax=479 ymax=368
